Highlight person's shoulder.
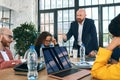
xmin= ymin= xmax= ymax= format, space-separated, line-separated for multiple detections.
xmin=85 ymin=18 xmax=94 ymax=24
xmin=71 ymin=21 xmax=78 ymax=24
xmin=85 ymin=18 xmax=94 ymax=22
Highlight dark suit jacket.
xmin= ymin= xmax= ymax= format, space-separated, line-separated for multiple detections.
xmin=65 ymin=18 xmax=98 ymax=55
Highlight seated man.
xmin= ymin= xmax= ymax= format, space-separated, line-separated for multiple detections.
xmin=91 ymin=14 xmax=120 ymax=79
xmin=0 ymin=27 xmax=25 ymax=69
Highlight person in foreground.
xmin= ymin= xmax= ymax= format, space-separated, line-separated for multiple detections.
xmin=63 ymin=8 xmax=98 ymax=57
xmin=91 ymin=14 xmax=120 ymax=80
xmin=34 ymin=31 xmax=59 ymax=57
xmin=0 ymin=27 xmax=24 ymax=69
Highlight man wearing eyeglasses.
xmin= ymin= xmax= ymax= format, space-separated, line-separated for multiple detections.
xmin=0 ymin=27 xmax=25 ymax=69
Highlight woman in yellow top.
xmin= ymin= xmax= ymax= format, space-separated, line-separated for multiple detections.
xmin=91 ymin=14 xmax=120 ymax=80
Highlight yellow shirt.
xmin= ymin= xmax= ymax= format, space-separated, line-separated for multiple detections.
xmin=91 ymin=47 xmax=120 ymax=80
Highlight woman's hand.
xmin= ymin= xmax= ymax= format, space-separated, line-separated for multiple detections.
xmin=51 ymin=37 xmax=57 ymax=45
xmin=107 ymin=37 xmax=120 ymax=51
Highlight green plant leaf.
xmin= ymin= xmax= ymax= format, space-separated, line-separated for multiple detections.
xmin=13 ymin=22 xmax=38 ymax=56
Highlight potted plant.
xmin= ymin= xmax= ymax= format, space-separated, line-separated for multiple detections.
xmin=13 ymin=22 xmax=37 ymax=57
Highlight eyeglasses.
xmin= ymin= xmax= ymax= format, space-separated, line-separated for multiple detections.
xmin=3 ymin=33 xmax=13 ymax=39
xmin=45 ymin=40 xmax=51 ymax=42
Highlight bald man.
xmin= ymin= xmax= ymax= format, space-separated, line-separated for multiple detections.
xmin=63 ymin=9 xmax=98 ymax=57
xmin=0 ymin=27 xmax=24 ymax=69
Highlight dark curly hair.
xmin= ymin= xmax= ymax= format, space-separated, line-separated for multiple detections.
xmin=34 ymin=31 xmax=52 ymax=46
xmin=108 ymin=14 xmax=120 ymax=37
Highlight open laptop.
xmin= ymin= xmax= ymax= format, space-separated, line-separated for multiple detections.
xmin=42 ymin=46 xmax=90 ymax=80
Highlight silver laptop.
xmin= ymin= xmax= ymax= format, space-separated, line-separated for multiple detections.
xmin=42 ymin=46 xmax=90 ymax=80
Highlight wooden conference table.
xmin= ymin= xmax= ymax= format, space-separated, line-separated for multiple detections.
xmin=0 ymin=68 xmax=94 ymax=80
xmin=0 ymin=58 xmax=96 ymax=80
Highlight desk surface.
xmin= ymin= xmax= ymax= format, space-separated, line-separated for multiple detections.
xmin=0 ymin=58 xmax=96 ymax=80
xmin=0 ymin=68 xmax=93 ymax=80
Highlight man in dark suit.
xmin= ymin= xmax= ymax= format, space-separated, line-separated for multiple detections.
xmin=63 ymin=9 xmax=98 ymax=57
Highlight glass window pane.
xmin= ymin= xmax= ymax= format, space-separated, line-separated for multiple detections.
xmin=40 ymin=25 xmax=45 ymax=32
xmin=85 ymin=0 xmax=91 ymax=5
xmin=114 ymin=0 xmax=120 ymax=3
xmin=92 ymin=8 xmax=98 ymax=19
xmin=58 ymin=22 xmax=63 ymax=34
xmin=103 ymin=21 xmax=109 ymax=33
xmin=69 ymin=10 xmax=75 ymax=21
xmin=63 ymin=0 xmax=68 ymax=8
xmin=40 ymin=13 xmax=44 ymax=24
xmin=50 ymin=24 xmax=54 ymax=35
xmin=63 ymin=22 xmax=69 ymax=33
xmin=115 ymin=6 xmax=120 ymax=16
xmin=69 ymin=0 xmax=74 ymax=7
xmin=3 ymin=11 xmax=9 ymax=18
xmin=79 ymin=0 xmax=85 ymax=6
xmin=40 ymin=0 xmax=44 ymax=10
xmin=103 ymin=33 xmax=109 ymax=47
xmin=45 ymin=13 xmax=49 ymax=23
xmin=57 ymin=0 xmax=62 ymax=8
xmin=85 ymin=8 xmax=92 ymax=18
xmin=92 ymin=0 xmax=98 ymax=5
xmin=63 ymin=10 xmax=68 ymax=21
xmin=68 ymin=21 xmax=71 ymax=28
xmin=106 ymin=0 xmax=113 ymax=4
xmin=51 ymin=0 xmax=56 ymax=9
xmin=50 ymin=13 xmax=54 ymax=23
xmin=58 ymin=11 xmax=62 ymax=22
xmin=99 ymin=0 xmax=105 ymax=4
xmin=45 ymin=0 xmax=50 ymax=9
xmin=45 ymin=24 xmax=49 ymax=31
xmin=109 ymin=7 xmax=115 ymax=19
xmin=103 ymin=7 xmax=108 ymax=20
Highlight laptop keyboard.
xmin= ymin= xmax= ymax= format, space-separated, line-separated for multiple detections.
xmin=52 ymin=68 xmax=80 ymax=77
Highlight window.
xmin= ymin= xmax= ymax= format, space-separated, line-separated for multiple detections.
xmin=103 ymin=6 xmax=120 ymax=47
xmin=38 ymin=0 xmax=120 ymax=53
xmin=0 ymin=8 xmax=12 ymax=28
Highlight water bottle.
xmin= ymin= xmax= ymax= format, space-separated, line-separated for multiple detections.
xmin=40 ymin=47 xmax=43 ymax=62
xmin=27 ymin=45 xmax=38 ymax=80
xmin=79 ymin=43 xmax=86 ymax=63
xmin=39 ymin=44 xmax=45 ymax=63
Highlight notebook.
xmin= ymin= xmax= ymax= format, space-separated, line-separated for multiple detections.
xmin=42 ymin=46 xmax=90 ymax=80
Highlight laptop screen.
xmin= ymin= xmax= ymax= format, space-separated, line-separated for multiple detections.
xmin=42 ymin=46 xmax=72 ymax=74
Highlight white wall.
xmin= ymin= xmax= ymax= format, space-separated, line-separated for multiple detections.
xmin=0 ymin=0 xmax=38 ymax=57
xmin=0 ymin=0 xmax=38 ymax=30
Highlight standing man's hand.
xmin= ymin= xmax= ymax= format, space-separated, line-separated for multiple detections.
xmin=88 ymin=50 xmax=97 ymax=57
xmin=63 ymin=34 xmax=67 ymax=41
